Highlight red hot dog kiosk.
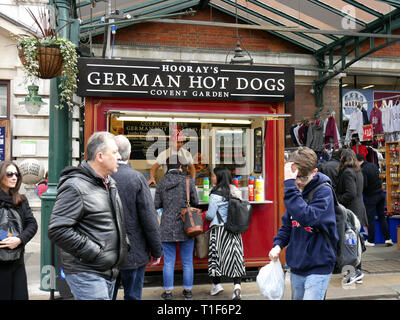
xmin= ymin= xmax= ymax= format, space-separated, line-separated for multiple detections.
xmin=77 ymin=57 xmax=294 ymax=271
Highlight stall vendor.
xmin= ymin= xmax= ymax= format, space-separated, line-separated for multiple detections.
xmin=148 ymin=128 xmax=196 ymax=185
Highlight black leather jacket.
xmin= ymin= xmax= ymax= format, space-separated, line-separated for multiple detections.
xmin=48 ymin=161 xmax=129 ymax=280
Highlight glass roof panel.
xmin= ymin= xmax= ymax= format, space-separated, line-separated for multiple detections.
xmin=75 ymin=0 xmax=400 ymax=54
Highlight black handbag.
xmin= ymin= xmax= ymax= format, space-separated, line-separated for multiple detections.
xmin=0 ymin=203 xmax=23 ymax=261
xmin=195 ymin=229 xmax=210 ymax=258
xmin=180 ymin=178 xmax=203 ymax=237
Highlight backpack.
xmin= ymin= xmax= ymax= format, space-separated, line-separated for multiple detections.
xmin=306 ymin=182 xmax=363 ymax=274
xmin=217 ymin=196 xmax=252 ymax=234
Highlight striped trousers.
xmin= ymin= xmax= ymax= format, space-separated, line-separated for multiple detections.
xmin=208 ymin=226 xmax=246 ymax=279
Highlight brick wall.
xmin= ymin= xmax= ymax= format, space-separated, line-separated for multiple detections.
xmin=94 ymin=7 xmax=309 ymax=54
xmin=332 ymin=29 xmax=400 ymax=58
xmin=285 ymin=84 xmax=341 ymax=147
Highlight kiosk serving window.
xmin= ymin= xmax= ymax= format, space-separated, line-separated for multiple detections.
xmin=108 ymin=112 xmax=265 ymax=196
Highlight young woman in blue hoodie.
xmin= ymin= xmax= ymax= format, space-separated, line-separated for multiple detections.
xmin=269 ymin=147 xmax=338 ymax=300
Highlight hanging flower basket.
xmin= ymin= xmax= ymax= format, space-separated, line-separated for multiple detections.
xmin=18 ymin=45 xmax=63 ymax=79
xmin=15 ymin=7 xmax=78 ymax=111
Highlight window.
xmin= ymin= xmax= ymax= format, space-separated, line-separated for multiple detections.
xmin=0 ymin=81 xmax=10 ymax=119
xmin=108 ymin=112 xmax=264 ymax=188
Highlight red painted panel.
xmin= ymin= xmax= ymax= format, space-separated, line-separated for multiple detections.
xmin=87 ymin=97 xmax=281 ymax=270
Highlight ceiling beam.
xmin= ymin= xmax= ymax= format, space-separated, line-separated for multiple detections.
xmin=245 ymin=0 xmax=338 ymax=41
xmin=342 ymin=0 xmax=383 ymax=17
xmin=150 ymin=17 xmax=400 ymax=39
xmin=307 ymin=0 xmax=366 ymax=27
xmin=217 ymin=0 xmax=328 ymax=47
xmin=376 ymin=0 xmax=400 ymax=8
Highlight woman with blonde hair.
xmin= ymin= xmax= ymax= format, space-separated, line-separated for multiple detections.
xmin=0 ymin=161 xmax=38 ymax=299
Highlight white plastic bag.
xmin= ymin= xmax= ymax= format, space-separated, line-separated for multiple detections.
xmin=256 ymin=259 xmax=285 ymax=300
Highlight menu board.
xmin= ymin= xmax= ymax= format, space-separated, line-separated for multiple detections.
xmin=109 ymin=116 xmax=201 ymax=160
xmin=125 ymin=121 xmax=170 ymax=160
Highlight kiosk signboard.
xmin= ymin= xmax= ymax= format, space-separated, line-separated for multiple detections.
xmin=77 ymin=58 xmax=294 ymax=102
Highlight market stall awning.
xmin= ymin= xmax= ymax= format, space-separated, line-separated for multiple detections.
xmin=76 ymin=0 xmax=400 ymax=54
xmin=208 ymin=0 xmax=400 ymax=53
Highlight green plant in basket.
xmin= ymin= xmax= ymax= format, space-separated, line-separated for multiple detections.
xmin=16 ymin=7 xmax=78 ymax=111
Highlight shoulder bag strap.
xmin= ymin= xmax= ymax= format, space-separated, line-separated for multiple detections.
xmin=185 ymin=177 xmax=190 ymax=207
xmin=305 ymin=182 xmax=338 ymax=257
xmin=216 ymin=208 xmax=224 ymax=224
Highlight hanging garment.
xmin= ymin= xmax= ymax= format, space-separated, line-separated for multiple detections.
xmin=306 ymin=120 xmax=325 ymax=152
xmin=345 ymin=109 xmax=364 ymax=142
xmin=324 ymin=116 xmax=339 ymax=148
xmin=290 ymin=125 xmax=299 ymax=146
xmin=381 ymin=104 xmax=393 ymax=133
xmin=369 ymin=107 xmax=383 ymax=134
xmin=392 ymin=101 xmax=400 ymax=133
xmin=304 ymin=123 xmax=310 ymax=145
xmin=297 ymin=124 xmax=305 ymax=145
xmin=362 ymin=108 xmax=370 ymax=125
xmin=352 ymin=144 xmax=368 ymax=159
xmin=293 ymin=125 xmax=302 ymax=146
xmin=366 ymin=147 xmax=379 ymax=166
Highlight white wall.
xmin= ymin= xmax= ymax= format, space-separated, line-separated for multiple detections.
xmin=0 ymin=1 xmax=81 ymax=209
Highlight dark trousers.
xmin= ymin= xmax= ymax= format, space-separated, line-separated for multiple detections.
xmin=120 ymin=266 xmax=146 ymax=300
xmin=112 ymin=266 xmax=147 ymax=300
xmin=364 ymin=192 xmax=390 ymax=242
xmin=0 ymin=257 xmax=28 ymax=300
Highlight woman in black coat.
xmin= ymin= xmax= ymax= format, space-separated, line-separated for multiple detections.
xmin=0 ymin=161 xmax=38 ymax=300
xmin=335 ymin=149 xmax=368 ymax=227
xmin=335 ymin=149 xmax=367 ymax=284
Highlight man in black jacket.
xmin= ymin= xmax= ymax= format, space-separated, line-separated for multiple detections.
xmin=112 ymin=135 xmax=162 ymax=300
xmin=48 ymin=131 xmax=129 ymax=300
xmin=356 ymin=154 xmax=393 ymax=247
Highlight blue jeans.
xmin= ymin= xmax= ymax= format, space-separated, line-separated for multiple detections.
xmin=162 ymin=240 xmax=194 ymax=291
xmin=65 ymin=272 xmax=115 ymax=300
xmin=120 ymin=266 xmax=146 ymax=300
xmin=290 ymin=273 xmax=331 ymax=300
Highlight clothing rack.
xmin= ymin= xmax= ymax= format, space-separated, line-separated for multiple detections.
xmin=294 ymin=108 xmax=336 ymax=125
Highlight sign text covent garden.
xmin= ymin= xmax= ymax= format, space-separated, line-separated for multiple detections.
xmin=77 ymin=58 xmax=294 ymax=102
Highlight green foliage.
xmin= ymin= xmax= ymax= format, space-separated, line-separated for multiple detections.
xmin=16 ymin=7 xmax=78 ymax=111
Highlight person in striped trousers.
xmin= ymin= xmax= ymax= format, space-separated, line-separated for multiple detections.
xmin=205 ymin=167 xmax=246 ymax=300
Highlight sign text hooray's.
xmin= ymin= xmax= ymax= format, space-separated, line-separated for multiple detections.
xmin=77 ymin=58 xmax=294 ymax=102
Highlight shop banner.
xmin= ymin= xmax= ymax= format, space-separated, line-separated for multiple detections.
xmin=77 ymin=58 xmax=294 ymax=102
xmin=342 ymin=89 xmax=373 ymax=121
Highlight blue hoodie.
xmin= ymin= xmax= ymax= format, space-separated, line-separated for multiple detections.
xmin=273 ymin=172 xmax=338 ymax=276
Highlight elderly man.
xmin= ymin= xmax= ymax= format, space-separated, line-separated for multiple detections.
xmin=48 ymin=131 xmax=129 ymax=300
xmin=112 ymin=135 xmax=162 ymax=300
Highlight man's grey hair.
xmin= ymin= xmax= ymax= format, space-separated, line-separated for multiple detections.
xmin=86 ymin=131 xmax=115 ymax=161
xmin=114 ymin=135 xmax=131 ymax=161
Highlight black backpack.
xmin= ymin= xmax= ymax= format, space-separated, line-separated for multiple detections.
xmin=306 ymin=182 xmax=363 ymax=274
xmin=217 ymin=196 xmax=252 ymax=234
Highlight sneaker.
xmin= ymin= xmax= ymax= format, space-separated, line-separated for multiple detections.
xmin=342 ymin=275 xmax=356 ymax=286
xmin=182 ymin=290 xmax=193 ymax=300
xmin=354 ymin=269 xmax=364 ymax=284
xmin=232 ymin=284 xmax=241 ymax=300
xmin=161 ymin=291 xmax=173 ymax=300
xmin=385 ymin=239 xmax=394 ymax=247
xmin=210 ymin=283 xmax=224 ymax=296
xmin=364 ymin=240 xmax=375 ymax=247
